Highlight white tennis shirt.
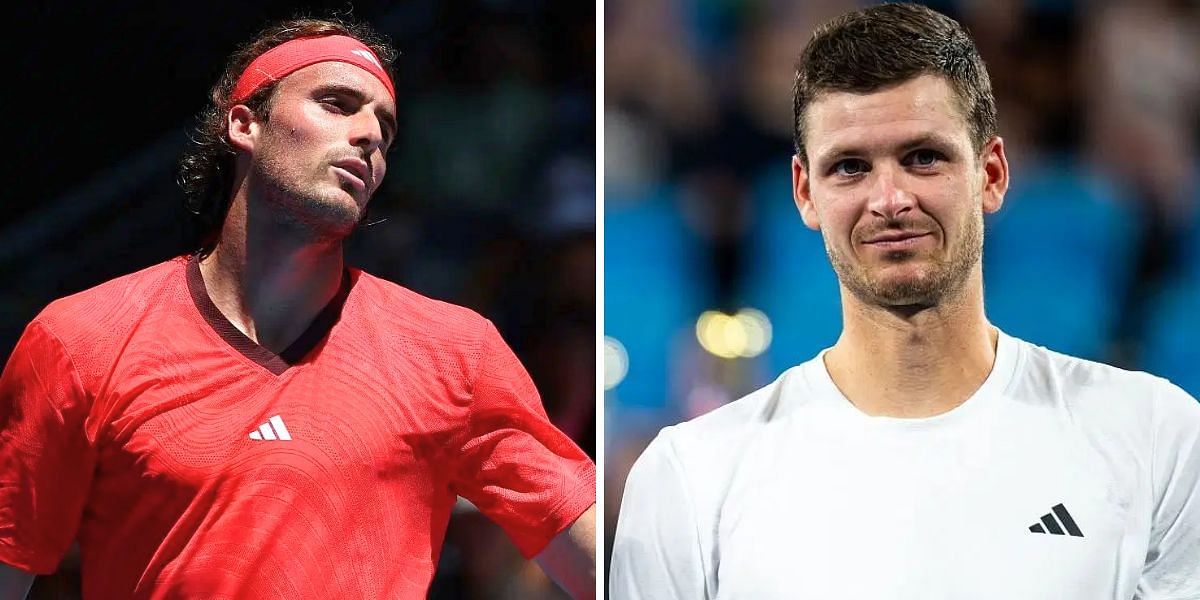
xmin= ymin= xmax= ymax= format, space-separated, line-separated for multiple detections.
xmin=610 ymin=332 xmax=1200 ymax=599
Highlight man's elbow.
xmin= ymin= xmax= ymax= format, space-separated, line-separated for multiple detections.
xmin=534 ymin=503 xmax=597 ymax=599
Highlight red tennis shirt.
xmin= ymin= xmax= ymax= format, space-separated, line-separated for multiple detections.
xmin=0 ymin=256 xmax=595 ymax=598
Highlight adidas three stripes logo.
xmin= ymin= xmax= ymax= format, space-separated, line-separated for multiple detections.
xmin=1029 ymin=503 xmax=1083 ymax=537
xmin=249 ymin=415 xmax=292 ymax=441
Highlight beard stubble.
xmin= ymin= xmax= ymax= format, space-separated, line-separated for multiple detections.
xmin=824 ymin=205 xmax=984 ymax=308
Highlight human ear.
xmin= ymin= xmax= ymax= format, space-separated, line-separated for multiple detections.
xmin=979 ymin=137 xmax=1009 ymax=214
xmin=227 ymin=104 xmax=259 ymax=154
xmin=793 ymin=155 xmax=821 ymax=230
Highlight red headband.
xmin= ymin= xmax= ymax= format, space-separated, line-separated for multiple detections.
xmin=231 ymin=35 xmax=394 ymax=104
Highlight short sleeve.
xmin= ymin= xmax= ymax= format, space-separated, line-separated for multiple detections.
xmin=1137 ymin=380 xmax=1200 ymax=599
xmin=450 ymin=321 xmax=595 ymax=559
xmin=609 ymin=431 xmax=709 ymax=600
xmin=0 ymin=320 xmax=97 ymax=574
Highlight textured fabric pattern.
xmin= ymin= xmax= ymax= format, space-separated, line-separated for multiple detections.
xmin=0 ymin=256 xmax=595 ymax=598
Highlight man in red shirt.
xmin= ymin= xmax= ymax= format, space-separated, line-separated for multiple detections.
xmin=0 ymin=16 xmax=596 ymax=599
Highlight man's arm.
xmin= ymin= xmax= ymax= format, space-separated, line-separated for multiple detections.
xmin=0 ymin=564 xmax=35 ymax=600
xmin=1137 ymin=381 xmax=1200 ymax=598
xmin=0 ymin=321 xmax=94 ymax=599
xmin=609 ymin=433 xmax=708 ymax=599
xmin=534 ymin=503 xmax=596 ymax=600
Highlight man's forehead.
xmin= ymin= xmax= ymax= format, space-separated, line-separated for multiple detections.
xmin=277 ymin=61 xmax=396 ymax=111
xmin=805 ymin=75 xmax=970 ymax=156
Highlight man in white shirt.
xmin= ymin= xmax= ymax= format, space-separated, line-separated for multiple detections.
xmin=609 ymin=3 xmax=1200 ymax=599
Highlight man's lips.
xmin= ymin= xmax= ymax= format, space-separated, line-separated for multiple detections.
xmin=331 ymin=158 xmax=370 ymax=190
xmin=862 ymin=231 xmax=932 ymax=248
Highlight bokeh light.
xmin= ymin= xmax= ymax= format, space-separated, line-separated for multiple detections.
xmin=604 ymin=336 xmax=630 ymax=389
xmin=696 ymin=308 xmax=773 ymax=359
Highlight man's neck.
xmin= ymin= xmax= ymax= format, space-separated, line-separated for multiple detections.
xmin=823 ymin=278 xmax=998 ymax=418
xmin=198 ymin=197 xmax=345 ymax=354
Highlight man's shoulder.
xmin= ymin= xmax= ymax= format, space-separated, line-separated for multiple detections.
xmin=651 ymin=362 xmax=816 ymax=466
xmin=348 ymin=269 xmax=491 ymax=340
xmin=36 ymin=257 xmax=187 ymax=340
xmin=1010 ymin=335 xmax=1199 ymax=429
xmin=680 ymin=367 xmax=805 ymax=430
xmin=1013 ymin=336 xmax=1183 ymax=398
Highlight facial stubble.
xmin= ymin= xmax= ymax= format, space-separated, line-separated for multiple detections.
xmin=824 ymin=202 xmax=984 ymax=309
xmin=252 ymin=130 xmax=366 ymax=244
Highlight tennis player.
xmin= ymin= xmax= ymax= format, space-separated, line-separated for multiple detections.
xmin=0 ymin=16 xmax=595 ymax=599
xmin=610 ymin=4 xmax=1199 ymax=598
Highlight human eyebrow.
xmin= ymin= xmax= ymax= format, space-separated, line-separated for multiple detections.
xmin=813 ymin=134 xmax=959 ymax=168
xmin=897 ymin=134 xmax=958 ymax=155
xmin=812 ymin=146 xmax=865 ymax=173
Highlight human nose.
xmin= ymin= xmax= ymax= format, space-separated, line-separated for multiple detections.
xmin=866 ymin=164 xmax=916 ymax=220
xmin=349 ymin=111 xmax=384 ymax=153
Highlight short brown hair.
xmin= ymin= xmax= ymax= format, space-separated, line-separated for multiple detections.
xmin=177 ymin=16 xmax=397 ymax=257
xmin=791 ymin=3 xmax=997 ymax=165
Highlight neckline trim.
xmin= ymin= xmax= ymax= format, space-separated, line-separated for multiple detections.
xmin=803 ymin=329 xmax=1022 ymax=428
xmin=185 ymin=254 xmax=351 ymax=376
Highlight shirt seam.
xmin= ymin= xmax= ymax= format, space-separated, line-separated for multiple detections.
xmin=16 ymin=319 xmax=92 ymax=570
xmin=28 ymin=319 xmax=91 ymax=436
xmin=450 ymin=317 xmax=492 ymax=471
xmin=996 ymin=332 xmax=1026 ymax=398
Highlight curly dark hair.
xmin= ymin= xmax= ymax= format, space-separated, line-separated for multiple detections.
xmin=178 ymin=16 xmax=397 ymax=257
xmin=792 ymin=3 xmax=997 ymax=166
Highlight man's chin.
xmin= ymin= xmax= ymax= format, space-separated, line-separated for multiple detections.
xmin=852 ymin=272 xmax=944 ymax=307
xmin=281 ymin=196 xmax=363 ymax=241
xmin=874 ymin=290 xmax=939 ymax=308
xmin=336 ymin=181 xmax=370 ymax=208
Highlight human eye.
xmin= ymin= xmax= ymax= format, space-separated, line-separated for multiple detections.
xmin=904 ymin=149 xmax=944 ymax=168
xmin=319 ymin=94 xmax=354 ymax=113
xmin=829 ymin=158 xmax=869 ymax=177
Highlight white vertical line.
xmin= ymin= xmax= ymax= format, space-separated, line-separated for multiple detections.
xmin=594 ymin=0 xmax=606 ymax=595
xmin=270 ymin=415 xmax=292 ymax=441
xmin=259 ymin=423 xmax=277 ymax=441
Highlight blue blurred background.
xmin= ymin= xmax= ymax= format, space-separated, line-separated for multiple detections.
xmin=4 ymin=2 xmax=593 ymax=598
xmin=603 ymin=0 xmax=1200 ymax=585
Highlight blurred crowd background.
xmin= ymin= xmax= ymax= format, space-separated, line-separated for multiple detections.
xmin=4 ymin=1 xmax=592 ymax=598
xmin=604 ymin=0 xmax=1200 ymax=588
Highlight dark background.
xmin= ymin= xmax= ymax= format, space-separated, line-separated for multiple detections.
xmin=4 ymin=1 xmax=595 ymax=598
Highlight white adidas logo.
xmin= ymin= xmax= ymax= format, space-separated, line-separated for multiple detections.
xmin=351 ymin=49 xmax=382 ymax=69
xmin=249 ymin=415 xmax=292 ymax=441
